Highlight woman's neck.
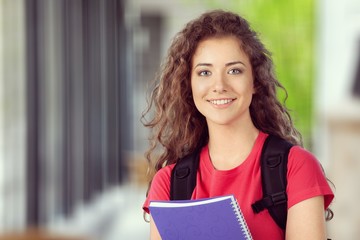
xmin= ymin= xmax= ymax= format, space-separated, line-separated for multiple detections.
xmin=207 ymin=121 xmax=259 ymax=170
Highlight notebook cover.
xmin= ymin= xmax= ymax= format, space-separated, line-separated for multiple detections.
xmin=149 ymin=195 xmax=252 ymax=240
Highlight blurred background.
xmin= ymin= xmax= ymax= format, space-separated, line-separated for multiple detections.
xmin=0 ymin=0 xmax=359 ymax=239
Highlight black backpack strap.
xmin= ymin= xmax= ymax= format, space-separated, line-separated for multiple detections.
xmin=170 ymin=151 xmax=200 ymax=200
xmin=251 ymin=135 xmax=293 ymax=230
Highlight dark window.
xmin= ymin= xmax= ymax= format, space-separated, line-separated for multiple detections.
xmin=353 ymin=39 xmax=360 ymax=97
xmin=25 ymin=0 xmax=130 ymax=225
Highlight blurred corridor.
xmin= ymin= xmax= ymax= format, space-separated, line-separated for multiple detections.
xmin=1 ymin=0 xmax=360 ymax=239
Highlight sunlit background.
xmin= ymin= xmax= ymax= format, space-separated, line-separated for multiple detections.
xmin=0 ymin=0 xmax=359 ymax=239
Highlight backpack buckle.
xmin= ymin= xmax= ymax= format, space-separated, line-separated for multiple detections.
xmin=251 ymin=191 xmax=287 ymax=214
xmin=270 ymin=191 xmax=287 ymax=205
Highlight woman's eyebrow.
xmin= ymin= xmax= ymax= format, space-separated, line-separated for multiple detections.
xmin=194 ymin=63 xmax=212 ymax=68
xmin=225 ymin=61 xmax=246 ymax=67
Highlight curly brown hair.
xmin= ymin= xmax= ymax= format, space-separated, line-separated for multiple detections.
xmin=142 ymin=10 xmax=301 ymax=174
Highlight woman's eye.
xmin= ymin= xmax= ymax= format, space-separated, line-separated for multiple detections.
xmin=228 ymin=68 xmax=242 ymax=74
xmin=198 ymin=70 xmax=211 ymax=76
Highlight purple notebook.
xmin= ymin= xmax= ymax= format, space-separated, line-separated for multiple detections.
xmin=149 ymin=195 xmax=252 ymax=240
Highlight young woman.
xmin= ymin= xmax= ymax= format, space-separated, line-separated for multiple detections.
xmin=142 ymin=10 xmax=334 ymax=239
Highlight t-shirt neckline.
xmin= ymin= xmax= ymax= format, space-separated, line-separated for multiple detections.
xmin=201 ymin=131 xmax=267 ymax=175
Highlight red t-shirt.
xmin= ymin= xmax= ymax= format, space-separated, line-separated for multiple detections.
xmin=143 ymin=132 xmax=334 ymax=239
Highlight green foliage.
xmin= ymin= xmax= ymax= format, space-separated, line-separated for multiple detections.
xmin=188 ymin=0 xmax=315 ymax=145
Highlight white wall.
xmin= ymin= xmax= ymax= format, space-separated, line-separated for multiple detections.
xmin=315 ymin=0 xmax=360 ymax=164
xmin=316 ymin=0 xmax=360 ymax=239
xmin=0 ymin=0 xmax=26 ymax=231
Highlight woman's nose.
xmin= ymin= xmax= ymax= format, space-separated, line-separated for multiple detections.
xmin=212 ymin=73 xmax=227 ymax=93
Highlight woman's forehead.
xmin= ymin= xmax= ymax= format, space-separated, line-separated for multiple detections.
xmin=191 ymin=36 xmax=250 ymax=66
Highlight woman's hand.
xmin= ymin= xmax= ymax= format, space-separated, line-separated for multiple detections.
xmin=150 ymin=215 xmax=162 ymax=240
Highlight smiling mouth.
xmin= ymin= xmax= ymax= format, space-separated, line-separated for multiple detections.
xmin=208 ymin=98 xmax=236 ymax=105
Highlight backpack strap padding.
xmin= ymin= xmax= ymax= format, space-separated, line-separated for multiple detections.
xmin=251 ymin=135 xmax=293 ymax=230
xmin=170 ymin=151 xmax=200 ymax=200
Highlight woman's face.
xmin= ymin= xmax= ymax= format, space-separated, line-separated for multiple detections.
xmin=191 ymin=36 xmax=255 ymax=127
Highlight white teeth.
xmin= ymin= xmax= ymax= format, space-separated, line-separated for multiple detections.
xmin=210 ymin=99 xmax=233 ymax=105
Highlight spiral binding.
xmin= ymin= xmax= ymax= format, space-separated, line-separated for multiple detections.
xmin=230 ymin=195 xmax=253 ymax=240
